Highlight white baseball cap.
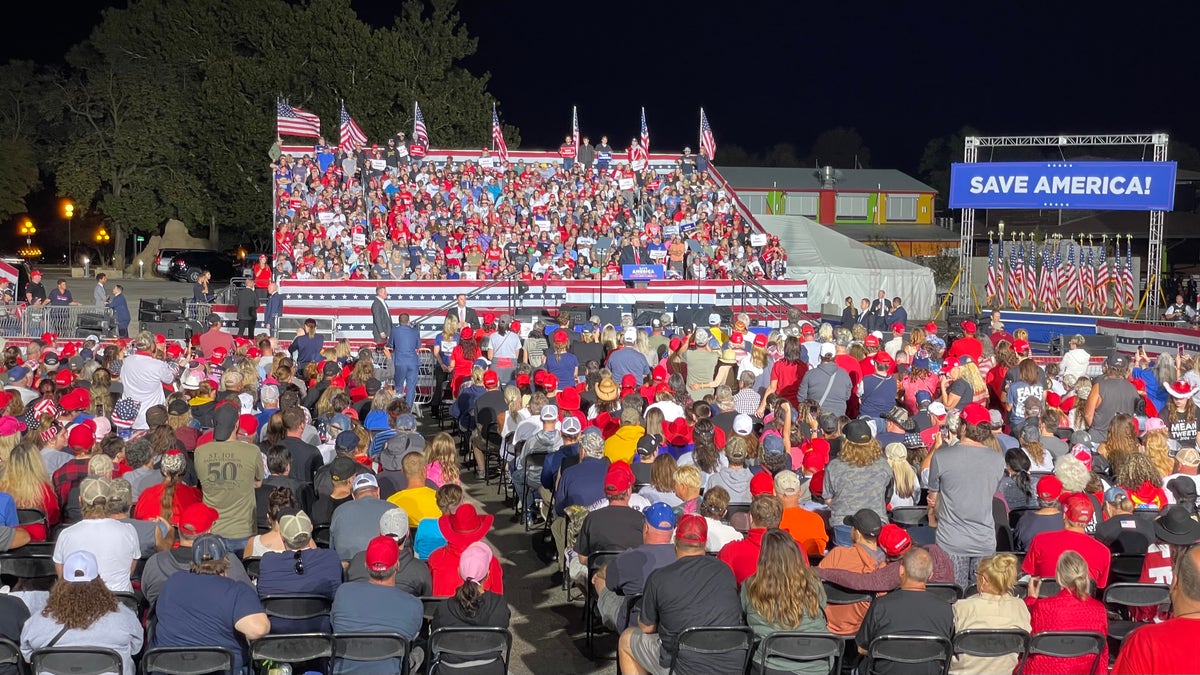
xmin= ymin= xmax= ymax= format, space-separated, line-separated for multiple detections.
xmin=732 ymin=414 xmax=754 ymax=436
xmin=928 ymin=402 xmax=948 ymax=417
xmin=63 ymin=550 xmax=99 ymax=583
xmin=624 ymin=328 xmax=637 ymax=343
xmin=708 ymin=313 xmax=720 ymax=326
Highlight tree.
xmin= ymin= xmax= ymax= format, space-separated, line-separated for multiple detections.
xmin=0 ymin=61 xmax=60 ymax=222
xmin=764 ymin=142 xmax=801 ymax=167
xmin=712 ymin=143 xmax=758 ymax=167
xmin=917 ymin=126 xmax=979 ymax=207
xmin=807 ymin=127 xmax=871 ymax=169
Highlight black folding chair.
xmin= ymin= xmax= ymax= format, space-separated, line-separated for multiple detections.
xmin=114 ymin=592 xmax=142 ymax=615
xmin=332 ymin=632 xmax=410 ymax=675
xmin=312 ymin=525 xmax=331 ymax=549
xmin=31 ymin=647 xmax=123 ymax=675
xmin=753 ymin=632 xmax=843 ymax=675
xmin=862 ymin=634 xmax=952 ymax=675
xmin=420 ymin=596 xmax=446 ymax=623
xmin=924 ymin=583 xmax=964 ymax=604
xmin=889 ymin=506 xmax=929 ymax=528
xmin=667 ymin=626 xmax=754 ymax=675
xmin=249 ymin=633 xmax=334 ymax=666
xmin=952 ymin=629 xmax=1030 ymax=674
xmin=518 ymin=450 xmax=549 ymax=531
xmin=16 ymin=508 xmax=47 ymax=529
xmin=0 ymin=553 xmax=55 ymax=579
xmin=0 ymin=638 xmax=22 ymax=675
xmin=821 ymin=581 xmax=873 ymax=605
xmin=1019 ymin=631 xmax=1105 ymax=675
xmin=259 ymin=594 xmax=333 ymax=621
xmin=584 ymin=550 xmax=625 ymax=657
xmin=1103 ymin=582 xmax=1171 ymax=648
xmin=1110 ymin=553 xmax=1146 ymax=584
xmin=428 ymin=627 xmax=512 ymax=675
xmin=141 ymin=646 xmax=235 ymax=675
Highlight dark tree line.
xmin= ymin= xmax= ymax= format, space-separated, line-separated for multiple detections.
xmin=2 ymin=0 xmax=514 ymax=265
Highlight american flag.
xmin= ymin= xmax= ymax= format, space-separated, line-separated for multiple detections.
xmin=1095 ymin=241 xmax=1110 ymax=314
xmin=995 ymin=238 xmax=1006 ymax=308
xmin=571 ymin=106 xmax=580 ymax=154
xmin=339 ymin=103 xmax=367 ymax=151
xmin=1082 ymin=244 xmax=1096 ymax=313
xmin=413 ymin=101 xmax=429 ymax=146
xmin=1023 ymin=239 xmax=1038 ymax=310
xmin=0 ymin=260 xmax=17 ymax=286
xmin=640 ymin=107 xmax=650 ymax=154
xmin=985 ymin=237 xmax=998 ymax=305
xmin=491 ymin=104 xmax=508 ymax=162
xmin=1063 ymin=240 xmax=1082 ymax=311
xmin=1123 ymin=238 xmax=1136 ymax=312
xmin=1112 ymin=237 xmax=1125 ymax=314
xmin=277 ymin=100 xmax=321 ymax=138
xmin=1010 ymin=240 xmax=1024 ymax=309
xmin=699 ymin=108 xmax=716 ymax=160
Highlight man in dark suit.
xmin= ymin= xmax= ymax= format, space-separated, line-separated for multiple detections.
xmin=445 ymin=294 xmax=478 ymax=328
xmin=389 ymin=313 xmax=421 ymax=409
xmin=371 ymin=286 xmax=393 ymax=344
xmin=889 ymin=296 xmax=908 ymax=329
xmin=618 ymin=236 xmax=649 ymax=267
xmin=235 ymin=284 xmax=259 ymax=338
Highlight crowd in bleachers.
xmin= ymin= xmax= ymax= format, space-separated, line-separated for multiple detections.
xmin=269 ymin=139 xmax=789 ymax=282
xmin=0 ymin=298 xmax=1199 ymax=673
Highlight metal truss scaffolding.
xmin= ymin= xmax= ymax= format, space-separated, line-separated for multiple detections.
xmin=956 ymin=134 xmax=1169 ymax=317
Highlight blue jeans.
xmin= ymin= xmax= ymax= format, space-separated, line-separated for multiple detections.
xmin=393 ymin=359 xmax=419 ymax=407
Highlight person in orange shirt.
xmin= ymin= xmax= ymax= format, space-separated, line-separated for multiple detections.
xmin=774 ymin=470 xmax=829 ymax=558
xmin=816 ymin=509 xmax=887 ymax=637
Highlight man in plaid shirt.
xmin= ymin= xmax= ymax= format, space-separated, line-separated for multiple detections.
xmin=52 ymin=421 xmax=97 ymax=513
xmin=733 ymin=371 xmax=761 ymax=417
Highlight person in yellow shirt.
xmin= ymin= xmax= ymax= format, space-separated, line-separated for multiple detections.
xmin=387 ymin=453 xmax=441 ymax=528
xmin=603 ymin=406 xmax=645 ymax=464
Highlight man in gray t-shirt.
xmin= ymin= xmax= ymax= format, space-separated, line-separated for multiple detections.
xmin=926 ymin=404 xmax=1006 ymax=588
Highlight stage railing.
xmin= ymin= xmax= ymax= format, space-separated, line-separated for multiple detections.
xmin=0 ymin=304 xmax=116 ymax=339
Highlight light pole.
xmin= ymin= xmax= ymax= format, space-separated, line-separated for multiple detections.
xmin=95 ymin=226 xmax=111 ymax=268
xmin=17 ymin=219 xmax=36 ymax=260
xmin=63 ymin=202 xmax=74 ymax=267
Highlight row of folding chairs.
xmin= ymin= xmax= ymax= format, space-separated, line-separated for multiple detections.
xmin=661 ymin=627 xmax=1109 ymax=675
xmin=0 ymin=628 xmax=512 ymax=675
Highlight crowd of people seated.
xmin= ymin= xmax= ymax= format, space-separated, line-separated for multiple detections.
xmin=0 ymin=293 xmax=1199 ymax=673
xmin=268 ymin=140 xmax=789 ymax=282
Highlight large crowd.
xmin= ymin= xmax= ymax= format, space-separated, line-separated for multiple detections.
xmin=0 ymin=294 xmax=1198 ymax=674
xmin=269 ymin=140 xmax=789 ymax=282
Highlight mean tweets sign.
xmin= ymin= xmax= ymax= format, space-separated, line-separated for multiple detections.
xmin=949 ymin=161 xmax=1177 ymax=211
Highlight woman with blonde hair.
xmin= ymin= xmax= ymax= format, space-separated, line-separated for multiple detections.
xmin=1098 ymin=412 xmax=1139 ymax=475
xmin=425 ymin=432 xmax=461 ymax=487
xmin=904 ymin=327 xmax=926 ymax=360
xmin=0 ymin=441 xmax=59 ymax=541
xmin=1024 ymin=550 xmax=1108 ymax=673
xmin=951 ymin=553 xmax=1031 ymax=675
xmin=643 ymin=407 xmax=665 ymax=440
xmin=824 ymin=420 xmax=892 ymax=546
xmin=1143 ymin=427 xmax=1175 ymax=478
xmin=314 ymin=385 xmax=345 ymax=419
xmin=638 ymin=455 xmax=682 ymax=507
xmin=884 ymin=442 xmax=920 ymax=508
xmin=742 ymin=529 xmax=828 ymax=674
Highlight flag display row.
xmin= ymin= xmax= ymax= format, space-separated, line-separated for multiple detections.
xmin=985 ymin=234 xmax=1137 ymax=315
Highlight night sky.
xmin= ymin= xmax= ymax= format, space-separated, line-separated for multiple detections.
xmin=5 ymin=0 xmax=1198 ymax=173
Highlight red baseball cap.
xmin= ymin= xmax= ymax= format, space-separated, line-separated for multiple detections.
xmin=750 ymin=471 xmax=775 ymax=497
xmin=1063 ymin=495 xmax=1094 ymax=525
xmin=179 ymin=503 xmax=219 ymax=535
xmin=515 ymin=373 xmax=530 ymax=389
xmin=541 ymin=374 xmax=558 ymax=391
xmin=801 ymin=324 xmax=815 ymax=335
xmin=1013 ymin=339 xmax=1030 ymax=354
xmin=960 ymin=320 xmax=977 ymax=333
xmin=668 ymin=337 xmax=682 ymax=352
xmin=604 ymin=461 xmax=635 ymax=494
xmin=238 ymin=414 xmax=259 ymax=437
xmin=960 ymin=403 xmax=991 ymax=427
xmin=753 ymin=333 xmax=768 ymax=348
xmin=557 ymin=387 xmax=581 ymax=411
xmin=924 ymin=322 xmax=938 ymax=333
xmin=365 ymin=535 xmax=400 ymax=571
xmin=891 ymin=323 xmax=905 ymax=333
xmin=621 ymin=374 xmax=637 ymax=390
xmin=652 ymin=365 xmax=668 ymax=383
xmin=553 ymin=330 xmax=569 ymax=345
xmin=864 ymin=335 xmax=880 ymax=347
xmin=878 ymin=524 xmax=913 ymax=557
xmin=676 ymin=514 xmax=708 ymax=544
xmin=1037 ymin=475 xmax=1064 ymax=502
xmin=67 ymin=422 xmax=95 ymax=450
xmin=482 ymin=370 xmax=499 ymax=388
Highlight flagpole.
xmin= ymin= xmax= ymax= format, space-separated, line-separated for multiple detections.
xmin=491 ymin=104 xmax=496 ymax=153
xmin=698 ymin=108 xmax=704 ymax=154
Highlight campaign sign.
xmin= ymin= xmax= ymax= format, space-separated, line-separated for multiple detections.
xmin=622 ymin=264 xmax=665 ymax=281
xmin=949 ymin=161 xmax=1177 ymax=211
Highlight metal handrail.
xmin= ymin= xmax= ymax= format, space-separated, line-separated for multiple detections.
xmin=731 ymin=272 xmax=818 ymax=326
xmin=409 ymin=272 xmax=518 ymax=327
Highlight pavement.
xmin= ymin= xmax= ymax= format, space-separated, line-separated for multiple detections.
xmin=440 ymin=444 xmax=617 ymax=675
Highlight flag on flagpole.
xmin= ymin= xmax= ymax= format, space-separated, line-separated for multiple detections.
xmin=1112 ymin=237 xmax=1125 ymax=314
xmin=1096 ymin=241 xmax=1110 ymax=314
xmin=1049 ymin=240 xmax=1063 ymax=312
xmin=985 ymin=237 xmax=998 ymax=305
xmin=996 ymin=237 xmax=1006 ymax=310
xmin=277 ymin=100 xmax=321 ymax=138
xmin=1082 ymin=244 xmax=1096 ymax=313
xmin=571 ymin=106 xmax=580 ymax=155
xmin=1037 ymin=241 xmax=1051 ymax=310
xmin=0 ymin=260 xmax=18 ymax=286
xmin=1010 ymin=240 xmax=1025 ymax=309
xmin=1064 ymin=240 xmax=1081 ymax=312
xmin=1123 ymin=239 xmax=1136 ymax=312
xmin=491 ymin=104 xmax=508 ymax=162
xmin=699 ymin=108 xmax=716 ymax=160
xmin=640 ymin=107 xmax=650 ymax=155
xmin=412 ymin=101 xmax=429 ymax=146
xmin=338 ymin=102 xmax=368 ymax=152
xmin=1024 ymin=240 xmax=1038 ymax=310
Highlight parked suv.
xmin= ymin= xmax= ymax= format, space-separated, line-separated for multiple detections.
xmin=154 ymin=248 xmax=193 ymax=275
xmin=166 ymin=250 xmax=245 ymax=283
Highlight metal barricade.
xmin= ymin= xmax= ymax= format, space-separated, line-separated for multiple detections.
xmin=15 ymin=305 xmax=115 ymax=339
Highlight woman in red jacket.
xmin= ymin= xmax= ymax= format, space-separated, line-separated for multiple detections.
xmin=0 ymin=442 xmax=59 ymax=541
xmin=1024 ymin=550 xmax=1108 ymax=674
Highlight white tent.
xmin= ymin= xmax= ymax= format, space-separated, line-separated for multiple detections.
xmin=757 ymin=215 xmax=937 ymax=320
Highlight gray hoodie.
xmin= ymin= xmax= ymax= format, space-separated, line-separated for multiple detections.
xmin=707 ymin=466 xmax=754 ymax=504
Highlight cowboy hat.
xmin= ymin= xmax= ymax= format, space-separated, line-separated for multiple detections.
xmin=438 ymin=504 xmax=494 ymax=548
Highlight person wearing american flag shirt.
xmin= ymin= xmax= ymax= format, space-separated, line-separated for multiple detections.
xmin=628 ymin=138 xmax=648 ymax=173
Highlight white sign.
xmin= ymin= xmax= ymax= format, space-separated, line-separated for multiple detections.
xmin=751 ymin=233 xmax=768 ymax=247
xmin=618 ymin=177 xmax=635 ymax=191
xmin=479 ymin=156 xmax=494 ymax=169
xmin=370 ymin=159 xmax=387 ymax=171
xmin=318 ymin=212 xmax=336 ymax=224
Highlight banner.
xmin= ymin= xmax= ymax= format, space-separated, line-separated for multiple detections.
xmin=621 ymin=264 xmax=665 ymax=281
xmin=949 ymin=161 xmax=1177 ymax=211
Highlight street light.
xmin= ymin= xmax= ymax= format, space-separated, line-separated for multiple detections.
xmin=95 ymin=226 xmax=110 ymax=267
xmin=17 ymin=219 xmax=36 ymax=261
xmin=63 ymin=201 xmax=74 ymax=266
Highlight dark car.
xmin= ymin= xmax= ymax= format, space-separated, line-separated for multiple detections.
xmin=167 ymin=250 xmax=246 ymax=283
xmin=155 ymin=247 xmax=192 ymax=275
